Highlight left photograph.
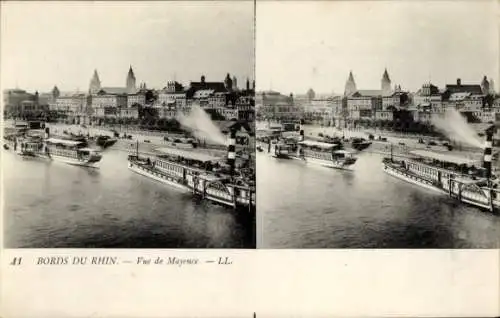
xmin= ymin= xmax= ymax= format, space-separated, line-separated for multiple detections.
xmin=1 ymin=1 xmax=256 ymax=248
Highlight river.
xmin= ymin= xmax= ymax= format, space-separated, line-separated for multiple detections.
xmin=257 ymin=150 xmax=500 ymax=248
xmin=3 ymin=148 xmax=255 ymax=248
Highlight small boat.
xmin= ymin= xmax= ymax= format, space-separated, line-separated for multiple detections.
xmin=269 ymin=140 xmax=293 ymax=158
xmin=41 ymin=138 xmax=102 ymax=167
xmin=14 ymin=137 xmax=43 ymax=157
xmin=16 ymin=137 xmax=102 ymax=167
xmin=96 ymin=135 xmax=117 ymax=148
xmin=283 ymin=139 xmax=358 ymax=169
xmin=351 ymin=137 xmax=372 ymax=151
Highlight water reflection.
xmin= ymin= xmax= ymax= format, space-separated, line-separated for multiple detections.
xmin=258 ymin=151 xmax=500 ymax=248
xmin=4 ymin=149 xmax=255 ymax=248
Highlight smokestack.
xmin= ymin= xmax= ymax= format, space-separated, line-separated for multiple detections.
xmin=457 ymin=78 xmax=461 ymax=86
xmin=227 ymin=128 xmax=237 ymax=175
xmin=299 ymin=120 xmax=304 ymax=141
xmin=483 ymin=129 xmax=493 ymax=179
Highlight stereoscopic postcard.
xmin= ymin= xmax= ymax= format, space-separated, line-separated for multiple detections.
xmin=1 ymin=0 xmax=499 ymax=317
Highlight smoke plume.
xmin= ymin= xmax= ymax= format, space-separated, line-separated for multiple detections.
xmin=431 ymin=109 xmax=484 ymax=149
xmin=176 ymin=103 xmax=227 ymax=145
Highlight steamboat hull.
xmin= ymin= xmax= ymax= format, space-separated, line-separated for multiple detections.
xmin=35 ymin=153 xmax=101 ymax=167
xmin=383 ymin=161 xmax=499 ymax=212
xmin=128 ymin=158 xmax=255 ymax=210
xmin=289 ymin=155 xmax=355 ymax=170
xmin=128 ymin=160 xmax=190 ymax=192
xmin=271 ymin=152 xmax=291 ymax=159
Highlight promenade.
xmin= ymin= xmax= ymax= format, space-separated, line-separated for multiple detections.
xmin=44 ymin=123 xmax=256 ymax=164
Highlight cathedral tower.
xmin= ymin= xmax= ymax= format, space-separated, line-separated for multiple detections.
xmin=89 ymin=70 xmax=101 ymax=94
xmin=52 ymin=85 xmax=60 ymax=99
xmin=232 ymin=76 xmax=238 ymax=90
xmin=489 ymin=78 xmax=496 ymax=95
xmin=381 ymin=68 xmax=392 ymax=95
xmin=126 ymin=66 xmax=137 ymax=94
xmin=224 ymin=73 xmax=233 ymax=90
xmin=344 ymin=71 xmax=357 ymax=96
xmin=481 ymin=75 xmax=490 ymax=95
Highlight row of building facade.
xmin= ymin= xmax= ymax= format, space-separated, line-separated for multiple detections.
xmin=4 ymin=67 xmax=256 ymax=124
xmin=256 ymin=69 xmax=499 ymax=127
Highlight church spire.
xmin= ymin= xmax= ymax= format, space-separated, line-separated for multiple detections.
xmin=344 ymin=70 xmax=357 ymax=96
xmin=89 ymin=69 xmax=101 ymax=94
xmin=126 ymin=65 xmax=137 ymax=94
xmin=348 ymin=70 xmax=355 ymax=82
xmin=381 ymin=68 xmax=392 ymax=95
xmin=382 ymin=68 xmax=390 ymax=81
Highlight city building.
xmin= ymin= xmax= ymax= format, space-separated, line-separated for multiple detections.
xmin=255 ymin=91 xmax=301 ymax=121
xmin=127 ymin=92 xmax=147 ymax=108
xmin=3 ymin=89 xmax=49 ymax=118
xmin=91 ymin=92 xmax=127 ymax=109
xmin=303 ymin=98 xmax=332 ymax=125
xmin=331 ymin=95 xmax=348 ymax=128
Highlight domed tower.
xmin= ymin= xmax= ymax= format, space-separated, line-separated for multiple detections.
xmin=89 ymin=69 xmax=101 ymax=94
xmin=381 ymin=68 xmax=392 ymax=95
xmin=224 ymin=73 xmax=233 ymax=90
xmin=481 ymin=75 xmax=490 ymax=95
xmin=126 ymin=66 xmax=137 ymax=94
xmin=344 ymin=71 xmax=357 ymax=96
xmin=52 ymin=85 xmax=60 ymax=99
xmin=307 ymin=88 xmax=315 ymax=101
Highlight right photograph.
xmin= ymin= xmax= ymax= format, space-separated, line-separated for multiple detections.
xmin=256 ymin=0 xmax=500 ymax=248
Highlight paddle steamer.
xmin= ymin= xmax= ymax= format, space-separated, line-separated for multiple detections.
xmin=383 ymin=130 xmax=500 ymax=212
xmin=11 ymin=128 xmax=102 ymax=167
xmin=128 ymin=130 xmax=255 ymax=210
xmin=268 ymin=124 xmax=357 ymax=169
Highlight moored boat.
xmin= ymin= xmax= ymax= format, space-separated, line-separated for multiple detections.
xmin=38 ymin=138 xmax=102 ymax=167
xmin=7 ymin=127 xmax=102 ymax=167
xmin=382 ymin=131 xmax=500 ymax=212
xmin=351 ymin=137 xmax=372 ymax=151
xmin=290 ymin=139 xmax=357 ymax=169
xmin=272 ymin=136 xmax=357 ymax=169
xmin=269 ymin=138 xmax=295 ymax=159
xmin=14 ymin=136 xmax=44 ymax=157
xmin=96 ymin=135 xmax=118 ymax=148
xmin=128 ymin=131 xmax=255 ymax=209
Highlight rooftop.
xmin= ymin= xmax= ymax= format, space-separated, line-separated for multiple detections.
xmin=445 ymin=84 xmax=483 ymax=95
xmin=299 ymin=140 xmax=340 ymax=149
xmin=410 ymin=150 xmax=480 ymax=166
xmin=349 ymin=90 xmax=393 ymax=98
xmin=156 ymin=148 xmax=222 ymax=163
xmin=193 ymin=89 xmax=215 ymax=99
xmin=449 ymin=92 xmax=472 ymax=101
xmin=98 ymin=87 xmax=137 ymax=95
xmin=46 ymin=138 xmax=85 ymax=147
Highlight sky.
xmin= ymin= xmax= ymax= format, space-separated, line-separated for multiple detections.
xmin=256 ymin=0 xmax=500 ymax=95
xmin=1 ymin=1 xmax=254 ymax=93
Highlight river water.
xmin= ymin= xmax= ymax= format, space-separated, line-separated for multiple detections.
xmin=257 ymin=151 xmax=500 ymax=248
xmin=3 ymin=148 xmax=255 ymax=248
